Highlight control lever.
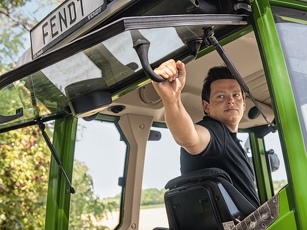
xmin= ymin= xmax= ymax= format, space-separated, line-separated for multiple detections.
xmin=203 ymin=27 xmax=276 ymax=133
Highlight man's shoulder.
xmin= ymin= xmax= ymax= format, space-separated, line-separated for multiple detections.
xmin=197 ymin=116 xmax=220 ymax=126
xmin=196 ymin=116 xmax=225 ymax=134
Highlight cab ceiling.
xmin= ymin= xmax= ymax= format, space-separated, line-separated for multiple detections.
xmin=100 ymin=31 xmax=274 ymax=129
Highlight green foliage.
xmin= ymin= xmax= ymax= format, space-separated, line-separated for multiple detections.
xmin=0 ymin=126 xmax=50 ymax=229
xmin=107 ymin=188 xmax=166 ymax=208
xmin=0 ymin=2 xmax=51 ymax=221
xmin=0 ymin=0 xmax=33 ymax=70
xmin=141 ymin=188 xmax=166 ymax=206
xmin=0 ymin=0 xmax=26 ymax=8
xmin=0 ymin=31 xmax=24 ymax=71
xmin=0 ymin=125 xmax=119 ymax=230
xmin=0 ymin=0 xmax=61 ymax=71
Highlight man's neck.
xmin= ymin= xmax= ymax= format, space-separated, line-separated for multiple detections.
xmin=225 ymin=124 xmax=238 ymax=133
xmin=206 ymin=115 xmax=239 ymax=132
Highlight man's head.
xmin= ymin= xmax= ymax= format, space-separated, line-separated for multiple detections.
xmin=201 ymin=66 xmax=245 ymax=103
xmin=201 ymin=66 xmax=246 ymax=132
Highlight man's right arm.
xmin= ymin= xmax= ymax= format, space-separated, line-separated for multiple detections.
xmin=152 ymin=60 xmax=210 ymax=155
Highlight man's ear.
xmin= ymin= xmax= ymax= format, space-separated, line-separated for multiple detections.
xmin=243 ymin=101 xmax=246 ymax=111
xmin=202 ymin=100 xmax=210 ymax=114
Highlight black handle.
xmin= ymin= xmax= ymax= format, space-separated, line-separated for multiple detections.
xmin=133 ymin=38 xmax=202 ymax=82
xmin=0 ymin=108 xmax=23 ymax=124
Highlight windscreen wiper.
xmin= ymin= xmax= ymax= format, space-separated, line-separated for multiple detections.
xmin=203 ymin=27 xmax=276 ymax=133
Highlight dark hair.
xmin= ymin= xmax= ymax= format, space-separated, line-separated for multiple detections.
xmin=201 ymin=66 xmax=244 ymax=103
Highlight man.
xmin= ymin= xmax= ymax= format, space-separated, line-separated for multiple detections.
xmin=153 ymin=59 xmax=260 ymax=208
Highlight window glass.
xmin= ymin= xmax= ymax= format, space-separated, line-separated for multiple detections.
xmin=0 ymin=123 xmax=52 ymax=229
xmin=273 ymin=6 xmax=307 ymax=153
xmin=238 ymin=132 xmax=258 ymax=191
xmin=69 ymin=119 xmax=126 ymax=230
xmin=264 ymin=131 xmax=287 ymax=193
xmin=139 ymin=127 xmax=180 ymax=230
xmin=238 ymin=132 xmax=253 ymax=159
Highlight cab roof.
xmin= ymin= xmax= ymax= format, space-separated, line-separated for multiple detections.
xmin=0 ymin=0 xmax=273 ymax=135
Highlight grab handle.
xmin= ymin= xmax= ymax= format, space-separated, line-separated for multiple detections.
xmin=132 ymin=30 xmax=201 ymax=82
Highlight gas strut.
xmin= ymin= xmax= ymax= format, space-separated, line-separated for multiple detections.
xmin=203 ymin=27 xmax=276 ymax=133
xmin=24 ymin=76 xmax=75 ymax=194
xmin=36 ymin=118 xmax=76 ymax=194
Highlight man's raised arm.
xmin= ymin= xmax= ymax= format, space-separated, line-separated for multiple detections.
xmin=152 ymin=60 xmax=210 ymax=155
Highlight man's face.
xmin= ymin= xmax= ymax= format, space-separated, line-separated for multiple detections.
xmin=202 ymin=79 xmax=246 ymax=131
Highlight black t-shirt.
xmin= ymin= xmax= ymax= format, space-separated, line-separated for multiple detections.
xmin=180 ymin=116 xmax=260 ymax=208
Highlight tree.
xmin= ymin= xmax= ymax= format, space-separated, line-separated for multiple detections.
xmin=0 ymin=126 xmax=51 ymax=229
xmin=0 ymin=0 xmax=61 ymax=72
xmin=0 ymin=68 xmax=52 ymax=228
xmin=0 ymin=125 xmax=119 ymax=229
xmin=69 ymin=160 xmax=118 ymax=230
xmin=141 ymin=188 xmax=166 ymax=206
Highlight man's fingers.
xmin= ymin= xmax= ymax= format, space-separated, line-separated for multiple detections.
xmin=176 ymin=61 xmax=186 ymax=74
xmin=154 ymin=69 xmax=171 ymax=81
xmin=154 ymin=59 xmax=179 ymax=82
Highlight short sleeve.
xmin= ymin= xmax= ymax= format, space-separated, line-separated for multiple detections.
xmin=196 ymin=116 xmax=226 ymax=160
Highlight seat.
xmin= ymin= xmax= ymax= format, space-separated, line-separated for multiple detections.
xmin=161 ymin=168 xmax=257 ymax=230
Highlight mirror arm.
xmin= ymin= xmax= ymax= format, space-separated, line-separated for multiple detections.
xmin=0 ymin=108 xmax=23 ymax=124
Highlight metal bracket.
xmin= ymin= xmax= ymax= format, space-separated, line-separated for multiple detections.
xmin=231 ymin=194 xmax=279 ymax=229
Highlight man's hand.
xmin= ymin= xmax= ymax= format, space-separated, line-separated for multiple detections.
xmin=152 ymin=59 xmax=186 ymax=103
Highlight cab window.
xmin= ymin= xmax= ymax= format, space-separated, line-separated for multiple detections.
xmin=0 ymin=123 xmax=52 ymax=229
xmin=264 ymin=131 xmax=287 ymax=193
xmin=69 ymin=119 xmax=126 ymax=230
xmin=139 ymin=126 xmax=180 ymax=229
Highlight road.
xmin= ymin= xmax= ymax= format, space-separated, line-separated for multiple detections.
xmin=100 ymin=207 xmax=169 ymax=230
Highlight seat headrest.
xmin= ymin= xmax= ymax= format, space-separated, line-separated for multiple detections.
xmin=165 ymin=167 xmax=232 ymax=189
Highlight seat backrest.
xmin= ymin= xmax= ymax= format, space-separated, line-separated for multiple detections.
xmin=163 ymin=168 xmax=257 ymax=230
